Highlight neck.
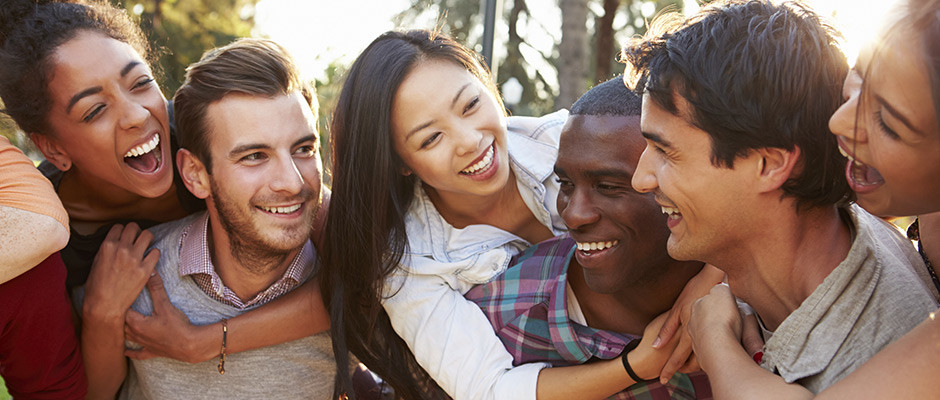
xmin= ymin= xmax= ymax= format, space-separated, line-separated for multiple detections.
xmin=722 ymin=204 xmax=851 ymax=331
xmin=424 ymin=171 xmax=552 ymax=243
xmin=58 ymin=170 xmax=187 ymax=234
xmin=567 ymin=257 xmax=704 ymax=335
xmin=206 ymin=216 xmax=299 ymax=303
xmin=425 ymin=172 xmax=522 ymax=227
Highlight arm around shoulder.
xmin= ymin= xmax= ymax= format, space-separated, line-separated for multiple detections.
xmin=0 ymin=137 xmax=69 ymax=282
xmin=0 ymin=205 xmax=69 ymax=283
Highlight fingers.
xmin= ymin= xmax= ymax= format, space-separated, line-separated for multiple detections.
xmin=658 ymin=332 xmax=692 ymax=384
xmin=145 ymin=273 xmax=171 ymax=312
xmin=677 ymin=352 xmax=700 ymax=374
xmin=654 ymin=307 xmax=681 ymax=349
xmin=741 ymin=312 xmax=765 ymax=357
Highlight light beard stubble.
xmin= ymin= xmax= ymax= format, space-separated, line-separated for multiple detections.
xmin=209 ymin=178 xmax=318 ymax=275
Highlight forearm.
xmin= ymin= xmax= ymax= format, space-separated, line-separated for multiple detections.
xmin=0 ymin=206 xmax=69 ymax=283
xmin=698 ymin=324 xmax=810 ymax=400
xmin=193 ymin=277 xmax=329 ymax=362
xmin=536 ymin=358 xmax=632 ymax=400
xmin=81 ymin=310 xmax=128 ymax=400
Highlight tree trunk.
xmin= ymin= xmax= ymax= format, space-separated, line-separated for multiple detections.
xmin=595 ymin=0 xmax=620 ymax=82
xmin=556 ymin=0 xmax=589 ymax=109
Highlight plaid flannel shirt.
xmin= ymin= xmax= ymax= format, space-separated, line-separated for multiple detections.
xmin=466 ymin=235 xmax=711 ymax=400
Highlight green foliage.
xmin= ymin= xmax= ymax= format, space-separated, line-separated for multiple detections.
xmin=114 ymin=0 xmax=259 ymax=96
xmin=395 ymin=0 xmax=685 ymax=116
xmin=0 ymin=376 xmax=9 ymax=400
xmin=313 ymin=60 xmax=349 ymax=186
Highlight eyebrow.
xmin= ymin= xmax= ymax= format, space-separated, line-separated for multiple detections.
xmin=66 ymin=61 xmax=143 ymax=114
xmin=554 ymin=165 xmax=632 ymax=180
xmin=585 ymin=168 xmax=633 ymax=180
xmin=875 ymin=93 xmax=922 ymax=135
xmin=404 ymin=82 xmax=472 ymax=141
xmin=228 ymin=134 xmax=318 ymax=158
xmin=641 ymin=131 xmax=673 ymax=149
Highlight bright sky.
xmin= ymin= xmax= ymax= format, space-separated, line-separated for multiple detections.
xmin=254 ymin=0 xmax=900 ymax=81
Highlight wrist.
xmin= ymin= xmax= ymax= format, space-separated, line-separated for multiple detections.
xmin=621 ymin=338 xmax=657 ymax=383
xmin=82 ymin=300 xmax=125 ymax=324
xmin=192 ymin=322 xmax=221 ymax=363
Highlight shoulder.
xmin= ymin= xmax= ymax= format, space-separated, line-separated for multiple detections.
xmin=147 ymin=212 xmax=203 ymax=248
xmin=466 ymin=235 xmax=575 ymax=302
xmin=506 ymin=109 xmax=569 ymax=144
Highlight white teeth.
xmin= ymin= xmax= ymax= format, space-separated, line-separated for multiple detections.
xmin=576 ymin=240 xmax=618 ymax=252
xmin=260 ymin=204 xmax=301 ymax=214
xmin=838 ymin=146 xmax=853 ymax=160
xmin=661 ymin=206 xmax=681 ymax=220
xmin=461 ymin=145 xmax=495 ymax=174
xmin=125 ymin=134 xmax=160 ymax=158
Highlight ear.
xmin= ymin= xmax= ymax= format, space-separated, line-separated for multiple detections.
xmin=30 ymin=133 xmax=72 ymax=171
xmin=177 ymin=149 xmax=211 ymax=199
xmin=400 ymin=166 xmax=413 ymax=176
xmin=754 ymin=146 xmax=800 ymax=193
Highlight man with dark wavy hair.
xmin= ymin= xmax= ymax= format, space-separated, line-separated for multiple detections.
xmin=625 ymin=0 xmax=938 ymax=393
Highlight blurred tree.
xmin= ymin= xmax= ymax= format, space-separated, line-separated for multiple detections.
xmin=113 ymin=0 xmax=259 ymax=96
xmin=395 ymin=0 xmax=685 ymax=115
xmin=1 ymin=1 xmax=259 ymax=155
xmin=557 ymin=0 xmax=589 ymax=109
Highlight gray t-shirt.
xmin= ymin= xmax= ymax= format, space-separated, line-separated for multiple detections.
xmin=119 ymin=214 xmax=336 ymax=399
xmin=760 ymin=204 xmax=938 ymax=393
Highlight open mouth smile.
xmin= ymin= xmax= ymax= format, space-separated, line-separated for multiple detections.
xmin=460 ymin=143 xmax=495 ymax=175
xmin=123 ymin=133 xmax=163 ymax=173
xmin=838 ymin=144 xmax=885 ymax=192
xmin=575 ymin=239 xmax=618 ymax=256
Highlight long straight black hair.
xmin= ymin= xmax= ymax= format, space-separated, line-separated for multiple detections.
xmin=323 ymin=29 xmax=501 ymax=399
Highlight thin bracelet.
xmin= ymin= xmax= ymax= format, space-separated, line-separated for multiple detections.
xmin=218 ymin=319 xmax=228 ymax=375
xmin=620 ymin=337 xmax=656 ymax=384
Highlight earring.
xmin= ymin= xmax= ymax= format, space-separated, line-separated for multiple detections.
xmin=60 ymin=161 xmax=71 ymax=171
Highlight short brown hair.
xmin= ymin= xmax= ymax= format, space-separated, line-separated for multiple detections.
xmin=173 ymin=38 xmax=317 ymax=171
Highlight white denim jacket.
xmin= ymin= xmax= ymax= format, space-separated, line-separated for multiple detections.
xmin=382 ymin=109 xmax=569 ymax=400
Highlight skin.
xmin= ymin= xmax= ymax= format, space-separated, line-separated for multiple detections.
xmin=829 ymin=37 xmax=940 ymax=217
xmin=32 ymin=31 xmax=329 ymax=388
xmin=181 ymin=91 xmax=323 ymax=299
xmin=633 ymin=92 xmax=850 ymax=331
xmin=391 ymin=59 xmax=551 ymax=243
xmin=685 ymin=12 xmax=940 ymax=399
xmin=34 ymin=30 xmax=186 ymax=235
xmin=93 ymin=90 xmax=326 ymax=399
xmin=0 ymin=136 xmax=69 ymax=282
xmin=37 ymin=31 xmax=178 ymax=399
xmin=631 ymin=93 xmax=762 ymax=266
xmin=555 ymin=113 xmax=704 ymax=376
xmin=388 ymin=62 xmax=693 ymax=398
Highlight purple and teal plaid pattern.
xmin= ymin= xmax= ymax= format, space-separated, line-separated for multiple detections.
xmin=466 ymin=235 xmax=712 ymax=399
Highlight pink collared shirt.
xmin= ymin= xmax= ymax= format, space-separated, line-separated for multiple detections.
xmin=177 ymin=213 xmax=314 ymax=309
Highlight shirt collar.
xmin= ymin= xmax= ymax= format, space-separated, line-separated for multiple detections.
xmin=177 ymin=212 xmax=315 ymax=308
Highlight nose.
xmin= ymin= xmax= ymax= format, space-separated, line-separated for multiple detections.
xmin=829 ymin=70 xmax=867 ymax=145
xmin=270 ymin=155 xmax=306 ymax=195
xmin=118 ymin=97 xmax=149 ymax=131
xmin=560 ymin=187 xmax=599 ymax=231
xmin=455 ymin=126 xmax=485 ymax=157
xmin=631 ymin=145 xmax=658 ymax=194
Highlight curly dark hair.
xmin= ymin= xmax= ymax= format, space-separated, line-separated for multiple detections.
xmin=0 ymin=0 xmax=151 ymax=135
xmin=622 ymin=0 xmax=852 ymax=210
